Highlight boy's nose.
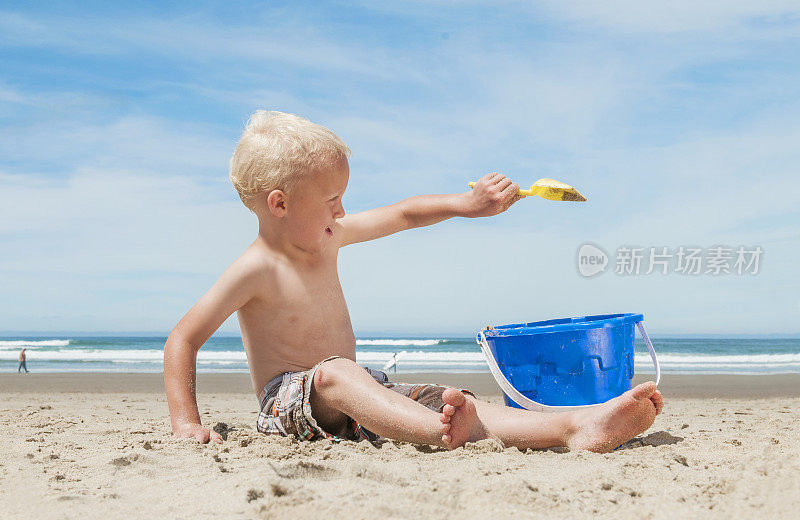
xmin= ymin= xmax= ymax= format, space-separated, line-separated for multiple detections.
xmin=334 ymin=201 xmax=345 ymax=219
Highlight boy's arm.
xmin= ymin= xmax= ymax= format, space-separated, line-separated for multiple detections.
xmin=164 ymin=258 xmax=259 ymax=443
xmin=336 ymin=172 xmax=521 ymax=246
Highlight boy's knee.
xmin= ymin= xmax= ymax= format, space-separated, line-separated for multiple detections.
xmin=312 ymin=357 xmax=358 ymax=392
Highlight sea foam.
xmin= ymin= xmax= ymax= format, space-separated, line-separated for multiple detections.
xmin=0 ymin=339 xmax=70 ymax=349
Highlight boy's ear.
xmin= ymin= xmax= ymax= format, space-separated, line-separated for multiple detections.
xmin=266 ymin=190 xmax=287 ymax=217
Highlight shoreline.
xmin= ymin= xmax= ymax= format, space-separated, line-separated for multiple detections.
xmin=3 ymin=372 xmax=800 ymax=398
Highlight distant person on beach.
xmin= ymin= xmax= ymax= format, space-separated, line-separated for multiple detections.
xmin=18 ymin=348 xmax=29 ymax=373
xmin=164 ymin=111 xmax=663 ymax=450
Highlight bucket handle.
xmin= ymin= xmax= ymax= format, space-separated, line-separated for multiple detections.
xmin=636 ymin=321 xmax=661 ymax=386
xmin=477 ymin=320 xmax=661 ymax=413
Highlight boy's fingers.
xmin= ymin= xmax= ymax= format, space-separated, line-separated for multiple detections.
xmin=495 ymin=177 xmax=512 ymax=191
xmin=501 ymin=182 xmax=519 ymax=197
xmin=502 ymin=186 xmax=523 ymax=209
xmin=490 ymin=173 xmax=507 ymax=185
xmin=482 ymin=172 xmax=498 ymax=184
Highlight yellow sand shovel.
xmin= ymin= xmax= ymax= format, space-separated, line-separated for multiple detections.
xmin=468 ymin=178 xmax=587 ymax=202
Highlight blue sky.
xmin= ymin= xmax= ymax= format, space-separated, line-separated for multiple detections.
xmin=1 ymin=1 xmax=799 ymax=335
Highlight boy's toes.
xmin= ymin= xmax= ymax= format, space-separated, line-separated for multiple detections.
xmin=438 ymin=388 xmax=491 ymax=450
xmin=441 ymin=404 xmax=455 ymax=425
xmin=631 ymin=381 xmax=658 ymax=401
xmin=442 ymin=387 xmax=466 ymax=407
xmin=651 ymin=390 xmax=664 ymax=414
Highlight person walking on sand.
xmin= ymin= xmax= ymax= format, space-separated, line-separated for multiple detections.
xmin=18 ymin=348 xmax=29 ymax=373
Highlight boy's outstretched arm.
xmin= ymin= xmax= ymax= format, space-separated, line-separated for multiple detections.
xmin=164 ymin=258 xmax=258 ymax=443
xmin=337 ymin=172 xmax=521 ymax=246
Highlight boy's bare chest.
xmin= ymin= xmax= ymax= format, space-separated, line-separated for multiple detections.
xmin=242 ymin=262 xmax=354 ymax=342
xmin=237 ymin=258 xmax=356 ymax=389
xmin=280 ymin=273 xmax=349 ymax=323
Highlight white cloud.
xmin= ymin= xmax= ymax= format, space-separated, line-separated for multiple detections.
xmin=0 ymin=168 xmax=254 ymax=332
xmin=535 ymin=1 xmax=800 ymax=36
xmin=0 ymin=9 xmax=433 ymax=84
xmin=0 ymin=89 xmax=231 ymax=177
xmin=0 ymin=169 xmax=250 ymax=273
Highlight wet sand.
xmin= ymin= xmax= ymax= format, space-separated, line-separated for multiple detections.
xmin=3 ymin=372 xmax=800 ymax=398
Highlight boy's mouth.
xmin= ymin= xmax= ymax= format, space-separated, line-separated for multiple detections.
xmin=325 ymin=226 xmax=333 ymax=236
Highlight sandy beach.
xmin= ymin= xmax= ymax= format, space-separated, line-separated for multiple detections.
xmin=0 ymin=373 xmax=798 ymax=519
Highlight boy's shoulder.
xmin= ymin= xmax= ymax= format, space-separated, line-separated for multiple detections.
xmin=216 ymin=239 xmax=281 ymax=291
xmin=230 ymin=239 xmax=279 ymax=276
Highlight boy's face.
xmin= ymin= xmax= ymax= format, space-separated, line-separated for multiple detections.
xmin=286 ymin=157 xmax=348 ymax=251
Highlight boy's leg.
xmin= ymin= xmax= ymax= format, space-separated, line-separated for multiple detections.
xmin=308 ymin=358 xmax=663 ymax=452
xmin=309 ymin=358 xmax=490 ymax=448
xmin=440 ymin=382 xmax=664 ymax=453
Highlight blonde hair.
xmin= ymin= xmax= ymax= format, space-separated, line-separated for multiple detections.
xmin=229 ymin=111 xmax=351 ymax=209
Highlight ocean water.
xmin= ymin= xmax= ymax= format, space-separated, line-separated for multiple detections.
xmin=2 ymin=336 xmax=800 ymax=375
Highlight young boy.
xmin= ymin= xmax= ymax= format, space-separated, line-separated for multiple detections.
xmin=164 ymin=111 xmax=663 ymax=451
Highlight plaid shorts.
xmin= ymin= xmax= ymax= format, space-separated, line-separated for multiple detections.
xmin=256 ymin=356 xmax=475 ymax=442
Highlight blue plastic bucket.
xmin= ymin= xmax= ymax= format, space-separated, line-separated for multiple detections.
xmin=477 ymin=313 xmax=660 ymax=411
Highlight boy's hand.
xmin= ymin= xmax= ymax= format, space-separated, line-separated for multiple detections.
xmin=173 ymin=422 xmax=223 ymax=444
xmin=463 ymin=172 xmax=523 ymax=218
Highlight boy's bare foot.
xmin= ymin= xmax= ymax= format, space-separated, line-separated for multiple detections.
xmin=439 ymin=388 xmax=495 ymax=450
xmin=567 ymin=381 xmax=663 ymax=453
